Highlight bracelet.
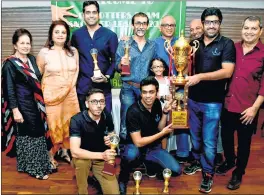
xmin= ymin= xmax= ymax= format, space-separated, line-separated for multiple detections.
xmin=163 ymin=110 xmax=169 ymax=115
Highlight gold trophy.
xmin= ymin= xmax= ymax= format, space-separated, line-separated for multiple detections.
xmin=164 ymin=30 xmax=199 ymax=129
xmin=121 ymin=40 xmax=131 ymax=76
xmin=102 ymin=134 xmax=120 ymax=176
xmin=90 ymin=48 xmax=103 ymax=80
xmin=133 ymin=171 xmax=142 ymax=195
xmin=162 ymin=168 xmax=172 ymax=194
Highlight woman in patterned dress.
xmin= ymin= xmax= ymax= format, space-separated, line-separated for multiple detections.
xmin=37 ymin=21 xmax=80 ymax=167
xmin=2 ymin=28 xmax=52 ymax=179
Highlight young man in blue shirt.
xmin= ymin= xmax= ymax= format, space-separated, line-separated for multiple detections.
xmin=71 ymin=1 xmax=118 ymax=113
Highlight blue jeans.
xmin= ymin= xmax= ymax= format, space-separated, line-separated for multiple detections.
xmin=188 ymin=99 xmax=222 ymax=174
xmin=176 ymin=132 xmax=190 ymax=157
xmin=118 ymin=143 xmax=181 ymax=184
xmin=119 ymin=82 xmax=141 ymax=140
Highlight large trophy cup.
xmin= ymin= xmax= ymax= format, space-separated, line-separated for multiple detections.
xmin=90 ymin=48 xmax=103 ymax=80
xmin=133 ymin=171 xmax=142 ymax=195
xmin=121 ymin=40 xmax=131 ymax=76
xmin=162 ymin=168 xmax=172 ymax=194
xmin=102 ymin=134 xmax=120 ymax=176
xmin=164 ymin=30 xmax=199 ymax=129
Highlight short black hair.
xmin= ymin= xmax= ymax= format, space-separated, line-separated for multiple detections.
xmin=201 ymin=7 xmax=223 ymax=24
xmin=83 ymin=1 xmax=100 ymax=13
xmin=140 ymin=76 xmax=159 ymax=92
xmin=242 ymin=16 xmax=263 ymax=29
xmin=149 ymin=57 xmax=169 ymax=76
xmin=132 ymin=12 xmax=149 ymax=25
xmin=86 ymin=88 xmax=104 ymax=100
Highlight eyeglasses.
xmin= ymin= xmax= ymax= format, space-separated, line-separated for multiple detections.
xmin=203 ymin=20 xmax=221 ymax=26
xmin=89 ymin=99 xmax=106 ymax=105
xmin=161 ymin=23 xmax=176 ymax=28
xmin=134 ymin=22 xmax=148 ymax=27
xmin=152 ymin=65 xmax=164 ymax=69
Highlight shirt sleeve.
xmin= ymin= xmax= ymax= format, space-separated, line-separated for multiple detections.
xmin=70 ymin=116 xmax=81 ymax=138
xmin=2 ymin=61 xmax=18 ymax=109
xmin=222 ymin=39 xmax=236 ymax=64
xmin=258 ymin=68 xmax=264 ymax=96
xmin=105 ymin=33 xmax=118 ymax=77
xmin=115 ymin=41 xmax=124 ymax=73
xmin=126 ymin=108 xmax=141 ymax=134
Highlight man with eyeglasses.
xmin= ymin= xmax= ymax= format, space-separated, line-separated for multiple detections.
xmin=69 ymin=88 xmax=119 ymax=195
xmin=115 ymin=11 xmax=156 ymax=177
xmin=216 ymin=16 xmax=263 ymax=190
xmin=189 ymin=18 xmax=225 ymax=167
xmin=183 ymin=7 xmax=236 ymax=193
xmin=154 ymin=15 xmax=191 ymax=165
xmin=71 ymin=1 xmax=118 ymax=113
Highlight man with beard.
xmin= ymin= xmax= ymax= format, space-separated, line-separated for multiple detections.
xmin=183 ymin=8 xmax=236 ymax=193
xmin=154 ymin=15 xmax=190 ymax=164
xmin=115 ymin=12 xmax=156 ymax=154
xmin=118 ymin=76 xmax=182 ymax=194
xmin=71 ymin=1 xmax=118 ymax=113
xmin=216 ymin=16 xmax=263 ymax=190
xmin=70 ymin=88 xmax=119 ymax=195
xmin=189 ymin=18 xmax=225 ymax=166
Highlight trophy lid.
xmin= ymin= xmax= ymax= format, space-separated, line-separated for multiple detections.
xmin=174 ymin=30 xmax=190 ymax=48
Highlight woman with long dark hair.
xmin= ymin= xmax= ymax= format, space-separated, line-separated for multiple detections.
xmin=1 ymin=28 xmax=52 ymax=179
xmin=37 ymin=20 xmax=80 ymax=167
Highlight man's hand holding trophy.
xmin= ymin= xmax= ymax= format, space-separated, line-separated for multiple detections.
xmin=102 ymin=133 xmax=120 ymax=176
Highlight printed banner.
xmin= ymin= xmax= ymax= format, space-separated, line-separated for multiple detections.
xmin=51 ymin=1 xmax=186 ymax=88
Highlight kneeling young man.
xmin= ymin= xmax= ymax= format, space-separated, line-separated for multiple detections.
xmin=70 ymin=88 xmax=119 ymax=195
xmin=118 ymin=76 xmax=182 ymax=194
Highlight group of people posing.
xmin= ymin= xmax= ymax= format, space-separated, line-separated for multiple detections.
xmin=1 ymin=1 xmax=263 ymax=195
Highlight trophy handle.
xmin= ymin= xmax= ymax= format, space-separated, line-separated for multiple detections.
xmin=190 ymin=40 xmax=200 ymax=56
xmin=164 ymin=40 xmax=174 ymax=58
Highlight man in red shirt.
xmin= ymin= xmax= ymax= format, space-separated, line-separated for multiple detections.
xmin=216 ymin=16 xmax=264 ymax=190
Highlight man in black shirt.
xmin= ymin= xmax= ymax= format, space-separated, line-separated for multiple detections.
xmin=70 ymin=88 xmax=119 ymax=195
xmin=183 ymin=7 xmax=236 ymax=194
xmin=118 ymin=76 xmax=182 ymax=194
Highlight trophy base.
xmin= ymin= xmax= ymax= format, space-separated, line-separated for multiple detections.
xmin=93 ymin=69 xmax=102 ymax=79
xmin=171 ymin=110 xmax=189 ymax=129
xmin=102 ymin=162 xmax=116 ymax=176
xmin=121 ymin=64 xmax=131 ymax=76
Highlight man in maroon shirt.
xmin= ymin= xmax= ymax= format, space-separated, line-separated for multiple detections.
xmin=216 ymin=16 xmax=264 ymax=190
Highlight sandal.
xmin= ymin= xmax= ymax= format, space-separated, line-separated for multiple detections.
xmin=36 ymin=175 xmax=49 ymax=180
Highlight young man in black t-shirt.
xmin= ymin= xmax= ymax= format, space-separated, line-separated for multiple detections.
xmin=118 ymin=76 xmax=182 ymax=194
xmin=69 ymin=88 xmax=119 ymax=195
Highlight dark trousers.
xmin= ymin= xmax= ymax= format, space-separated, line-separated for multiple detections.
xmin=221 ymin=108 xmax=257 ymax=177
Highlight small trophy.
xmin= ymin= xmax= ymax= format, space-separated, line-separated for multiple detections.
xmin=121 ymin=40 xmax=131 ymax=76
xmin=162 ymin=168 xmax=172 ymax=194
xmin=90 ymin=48 xmax=103 ymax=80
xmin=133 ymin=171 xmax=142 ymax=195
xmin=102 ymin=134 xmax=120 ymax=176
xmin=164 ymin=30 xmax=199 ymax=129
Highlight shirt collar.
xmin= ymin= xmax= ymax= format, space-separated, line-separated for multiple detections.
xmin=137 ymin=99 xmax=159 ymax=112
xmin=198 ymin=33 xmax=222 ymax=43
xmin=82 ymin=110 xmax=105 ymax=123
xmin=238 ymin=40 xmax=264 ymax=51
